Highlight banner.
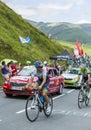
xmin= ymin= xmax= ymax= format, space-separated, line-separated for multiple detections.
xmin=19 ymin=36 xmax=31 ymax=44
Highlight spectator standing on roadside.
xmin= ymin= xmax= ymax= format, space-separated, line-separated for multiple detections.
xmin=43 ymin=61 xmax=48 ymax=67
xmin=55 ymin=63 xmax=62 ymax=75
xmin=16 ymin=62 xmax=21 ymax=73
xmin=7 ymin=62 xmax=12 ymax=77
xmin=1 ymin=61 xmax=9 ymax=80
xmin=10 ymin=61 xmax=17 ymax=76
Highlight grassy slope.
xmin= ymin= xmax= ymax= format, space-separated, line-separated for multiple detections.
xmin=0 ymin=1 xmax=65 ymax=63
xmin=0 ymin=1 xmax=73 ymax=85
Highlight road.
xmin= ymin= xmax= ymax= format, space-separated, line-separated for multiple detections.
xmin=0 ymin=88 xmax=91 ymax=130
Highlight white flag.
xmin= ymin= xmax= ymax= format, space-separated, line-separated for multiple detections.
xmin=19 ymin=36 xmax=31 ymax=44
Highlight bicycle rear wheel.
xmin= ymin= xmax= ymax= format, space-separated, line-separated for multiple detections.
xmin=25 ymin=96 xmax=39 ymax=122
xmin=78 ymin=90 xmax=84 ymax=109
xmin=43 ymin=94 xmax=53 ymax=117
xmin=85 ymin=88 xmax=90 ymax=106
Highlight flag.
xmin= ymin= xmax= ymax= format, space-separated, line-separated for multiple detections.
xmin=73 ymin=47 xmax=79 ymax=58
xmin=26 ymin=36 xmax=31 ymax=43
xmin=75 ymin=40 xmax=81 ymax=55
xmin=19 ymin=36 xmax=31 ymax=44
xmin=79 ymin=42 xmax=85 ymax=56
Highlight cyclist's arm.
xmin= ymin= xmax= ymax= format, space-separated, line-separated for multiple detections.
xmin=86 ymin=68 xmax=90 ymax=84
xmin=28 ymin=77 xmax=33 ymax=85
xmin=87 ymin=74 xmax=90 ymax=84
xmin=77 ymin=69 xmax=82 ymax=82
xmin=25 ymin=76 xmax=34 ymax=88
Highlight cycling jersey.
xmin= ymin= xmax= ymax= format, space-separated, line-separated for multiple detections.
xmin=78 ymin=68 xmax=90 ymax=76
xmin=36 ymin=67 xmax=50 ymax=82
xmin=34 ymin=67 xmax=50 ymax=89
xmin=78 ymin=68 xmax=90 ymax=82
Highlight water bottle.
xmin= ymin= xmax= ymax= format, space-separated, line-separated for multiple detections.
xmin=39 ymin=96 xmax=44 ymax=103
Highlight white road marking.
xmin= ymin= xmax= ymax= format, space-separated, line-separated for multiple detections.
xmin=84 ymin=113 xmax=88 ymax=117
xmin=53 ymin=93 xmax=65 ymax=100
xmin=66 ymin=89 xmax=74 ymax=94
xmin=65 ymin=111 xmax=71 ymax=115
xmin=53 ymin=109 xmax=91 ymax=118
xmin=16 ymin=109 xmax=25 ymax=114
xmin=53 ymin=89 xmax=75 ymax=100
xmin=16 ymin=89 xmax=74 ymax=114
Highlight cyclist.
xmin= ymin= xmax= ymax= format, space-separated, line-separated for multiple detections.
xmin=78 ymin=63 xmax=91 ymax=98
xmin=25 ymin=61 xmax=50 ymax=112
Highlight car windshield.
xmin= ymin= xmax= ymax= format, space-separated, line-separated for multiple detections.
xmin=18 ymin=66 xmax=36 ymax=76
xmin=64 ymin=69 xmax=78 ymax=75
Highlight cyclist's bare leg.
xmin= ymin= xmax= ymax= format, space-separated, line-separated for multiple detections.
xmin=87 ymin=84 xmax=90 ymax=92
xmin=42 ymin=89 xmax=49 ymax=103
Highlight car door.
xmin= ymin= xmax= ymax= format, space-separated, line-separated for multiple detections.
xmin=52 ymin=69 xmax=60 ymax=92
xmin=47 ymin=69 xmax=55 ymax=93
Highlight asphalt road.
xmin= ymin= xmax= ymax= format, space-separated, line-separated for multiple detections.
xmin=0 ymin=88 xmax=91 ymax=130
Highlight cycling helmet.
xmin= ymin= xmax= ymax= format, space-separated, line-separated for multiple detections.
xmin=34 ymin=61 xmax=43 ymax=68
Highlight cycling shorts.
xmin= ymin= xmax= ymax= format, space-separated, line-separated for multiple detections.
xmin=37 ymin=80 xmax=50 ymax=90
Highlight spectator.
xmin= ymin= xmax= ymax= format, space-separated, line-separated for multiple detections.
xmin=43 ymin=61 xmax=48 ymax=67
xmin=16 ymin=62 xmax=21 ymax=73
xmin=7 ymin=62 xmax=12 ymax=77
xmin=55 ymin=63 xmax=62 ymax=75
xmin=1 ymin=61 xmax=9 ymax=80
xmin=10 ymin=61 xmax=17 ymax=76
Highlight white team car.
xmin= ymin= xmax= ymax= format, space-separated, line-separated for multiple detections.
xmin=62 ymin=67 xmax=82 ymax=88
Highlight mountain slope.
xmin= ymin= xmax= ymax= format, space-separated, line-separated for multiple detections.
xmin=29 ymin=21 xmax=91 ymax=44
xmin=0 ymin=1 xmax=71 ymax=64
xmin=0 ymin=1 xmax=74 ymax=85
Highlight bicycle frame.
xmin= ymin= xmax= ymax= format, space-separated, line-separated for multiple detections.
xmin=25 ymin=88 xmax=53 ymax=122
xmin=33 ymin=89 xmax=44 ymax=108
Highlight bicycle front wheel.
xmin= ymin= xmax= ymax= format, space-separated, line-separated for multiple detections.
xmin=25 ymin=96 xmax=39 ymax=122
xmin=43 ymin=94 xmax=53 ymax=117
xmin=78 ymin=90 xmax=84 ymax=109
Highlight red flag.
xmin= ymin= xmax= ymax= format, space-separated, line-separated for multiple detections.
xmin=80 ymin=42 xmax=85 ymax=56
xmin=75 ymin=40 xmax=81 ymax=55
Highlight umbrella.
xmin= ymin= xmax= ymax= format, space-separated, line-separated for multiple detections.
xmin=26 ymin=60 xmax=31 ymax=65
xmin=0 ymin=58 xmax=17 ymax=65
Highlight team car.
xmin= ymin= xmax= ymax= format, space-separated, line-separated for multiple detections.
xmin=3 ymin=65 xmax=64 ymax=97
xmin=62 ymin=68 xmax=82 ymax=88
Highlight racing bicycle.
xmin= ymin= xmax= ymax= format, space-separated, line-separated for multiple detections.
xmin=78 ymin=81 xmax=90 ymax=109
xmin=25 ymin=88 xmax=53 ymax=122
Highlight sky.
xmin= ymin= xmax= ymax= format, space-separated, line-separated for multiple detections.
xmin=1 ymin=0 xmax=91 ymax=23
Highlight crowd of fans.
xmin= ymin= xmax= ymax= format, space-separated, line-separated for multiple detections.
xmin=0 ymin=60 xmax=21 ymax=80
xmin=0 ymin=59 xmax=63 ymax=80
